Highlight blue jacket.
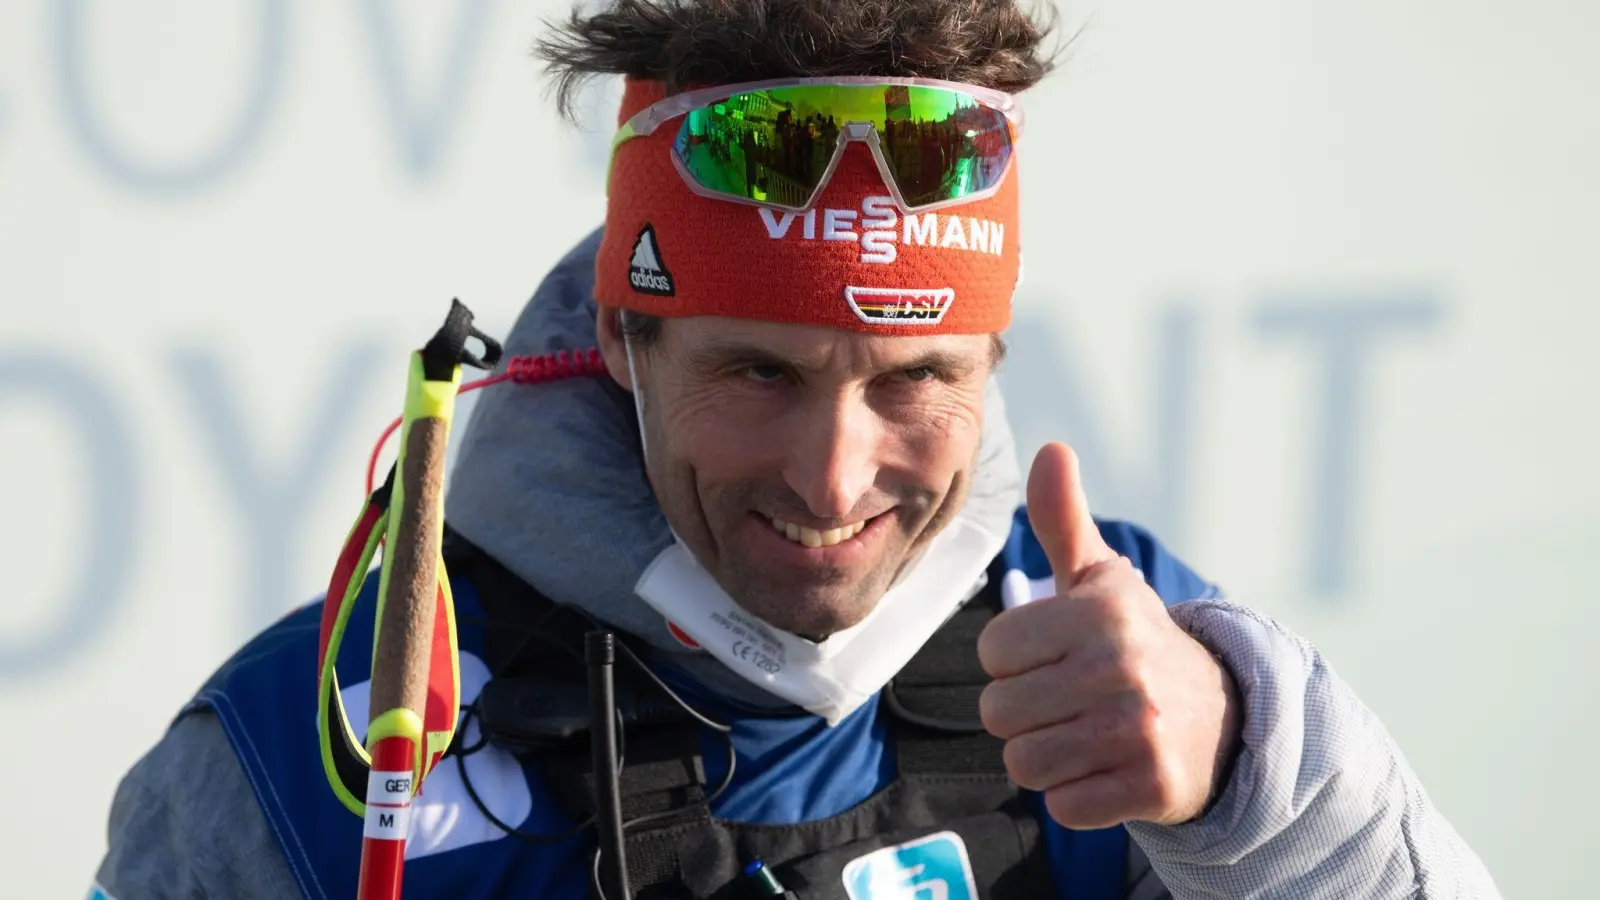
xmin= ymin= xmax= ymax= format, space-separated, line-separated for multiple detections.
xmin=183 ymin=511 xmax=1214 ymax=900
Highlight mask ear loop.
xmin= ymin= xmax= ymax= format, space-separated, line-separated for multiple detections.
xmin=620 ymin=312 xmax=701 ymax=565
xmin=623 ymin=329 xmax=649 ymax=458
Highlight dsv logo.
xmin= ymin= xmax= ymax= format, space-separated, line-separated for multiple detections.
xmin=844 ymin=287 xmax=955 ymax=326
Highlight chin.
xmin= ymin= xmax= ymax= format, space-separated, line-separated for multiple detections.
xmin=743 ymin=587 xmax=882 ymax=640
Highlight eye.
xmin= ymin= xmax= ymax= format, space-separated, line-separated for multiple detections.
xmin=900 ymin=366 xmax=936 ymax=383
xmin=742 ymin=364 xmax=786 ymax=383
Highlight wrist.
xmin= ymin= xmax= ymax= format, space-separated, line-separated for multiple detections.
xmin=1198 ymin=652 xmax=1243 ymax=819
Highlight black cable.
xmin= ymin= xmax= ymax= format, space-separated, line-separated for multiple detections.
xmin=452 ymin=720 xmax=486 ymax=757
xmin=454 ymin=606 xmax=739 ymax=856
xmin=464 ymin=609 xmax=731 ymax=735
xmin=620 ymin=728 xmax=738 ymax=833
xmin=587 ymin=631 xmax=631 ymax=900
xmin=611 ymin=636 xmax=732 ymax=734
xmin=591 ymin=847 xmax=608 ymax=900
xmin=454 ymin=699 xmax=629 ymax=848
xmin=453 ymin=700 xmax=594 ymax=844
xmin=710 ymin=728 xmax=738 ymax=805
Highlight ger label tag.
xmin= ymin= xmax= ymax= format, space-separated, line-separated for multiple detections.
xmin=363 ymin=768 xmax=414 ymax=841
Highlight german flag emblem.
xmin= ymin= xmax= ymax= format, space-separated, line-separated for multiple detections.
xmin=844 ymin=287 xmax=956 ymax=326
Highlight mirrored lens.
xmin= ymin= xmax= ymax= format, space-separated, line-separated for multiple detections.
xmin=671 ymin=84 xmax=1013 ymax=210
xmin=674 ymin=92 xmax=841 ymax=208
xmin=878 ymin=86 xmax=1012 ymax=208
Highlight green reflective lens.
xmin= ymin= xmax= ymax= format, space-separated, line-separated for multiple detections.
xmin=672 ymin=84 xmax=1012 ymax=210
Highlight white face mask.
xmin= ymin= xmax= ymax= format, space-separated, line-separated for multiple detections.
xmin=634 ymin=514 xmax=1006 ymax=725
xmin=622 ymin=334 xmax=1010 ymax=725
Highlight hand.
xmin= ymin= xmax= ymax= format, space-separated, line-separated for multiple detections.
xmin=977 ymin=443 xmax=1241 ymax=829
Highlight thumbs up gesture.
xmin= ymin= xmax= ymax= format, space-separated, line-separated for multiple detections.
xmin=978 ymin=443 xmax=1241 ymax=829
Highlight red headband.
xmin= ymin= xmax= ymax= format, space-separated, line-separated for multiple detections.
xmin=594 ymin=78 xmax=1021 ymax=335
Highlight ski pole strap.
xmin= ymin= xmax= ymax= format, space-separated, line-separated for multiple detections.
xmin=318 ymin=474 xmax=395 ymax=814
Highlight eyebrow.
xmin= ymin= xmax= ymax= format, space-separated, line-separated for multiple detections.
xmin=687 ymin=339 xmax=1001 ymax=378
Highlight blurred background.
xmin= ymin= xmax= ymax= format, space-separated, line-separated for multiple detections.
xmin=2 ymin=0 xmax=1594 ymax=895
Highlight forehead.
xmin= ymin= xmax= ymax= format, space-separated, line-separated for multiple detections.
xmin=664 ymin=315 xmax=998 ymax=370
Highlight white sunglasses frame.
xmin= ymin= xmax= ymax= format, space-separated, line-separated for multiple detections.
xmin=608 ymin=76 xmax=1026 ymax=215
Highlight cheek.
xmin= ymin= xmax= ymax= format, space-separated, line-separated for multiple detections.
xmin=888 ymin=398 xmax=985 ymax=478
xmin=658 ymin=385 xmax=786 ymax=478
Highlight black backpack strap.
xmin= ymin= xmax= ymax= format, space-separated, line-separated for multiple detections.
xmin=1125 ymin=839 xmax=1173 ymax=900
xmin=541 ymin=724 xmax=711 ymax=824
xmin=881 ymin=583 xmax=1059 ymax=899
xmin=882 ymin=591 xmax=1009 ymax=776
xmin=444 ymin=529 xmax=715 ymax=895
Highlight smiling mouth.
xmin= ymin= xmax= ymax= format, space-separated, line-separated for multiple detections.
xmin=767 ymin=515 xmax=871 ymax=548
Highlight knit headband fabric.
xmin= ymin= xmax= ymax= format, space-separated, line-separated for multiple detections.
xmin=594 ymin=78 xmax=1021 ymax=335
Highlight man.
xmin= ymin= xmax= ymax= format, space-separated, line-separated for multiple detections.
xmin=94 ymin=0 xmax=1501 ymax=897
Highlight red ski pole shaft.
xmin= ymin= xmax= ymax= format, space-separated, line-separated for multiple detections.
xmin=357 ymin=735 xmax=416 ymax=899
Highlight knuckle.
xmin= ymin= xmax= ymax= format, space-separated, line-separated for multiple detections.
xmin=976 ymin=616 xmax=1013 ymax=677
xmin=978 ymin=682 xmax=1013 ymax=738
xmin=1098 ymin=697 xmax=1161 ymax=765
xmin=1079 ymin=556 xmax=1136 ymax=588
xmin=1127 ymin=757 xmax=1178 ymax=814
xmin=1106 ymin=649 xmax=1145 ymax=688
xmin=1126 ymin=698 xmax=1164 ymax=754
xmin=1044 ymin=783 xmax=1121 ymax=831
xmin=1087 ymin=645 xmax=1147 ymax=694
xmin=1146 ymin=768 xmax=1183 ymax=814
xmin=1002 ymin=734 xmax=1053 ymax=791
xmin=1043 ymin=787 xmax=1087 ymax=830
xmin=1069 ymin=587 xmax=1123 ymax=626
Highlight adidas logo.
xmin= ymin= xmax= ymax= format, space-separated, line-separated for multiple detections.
xmin=628 ymin=224 xmax=675 ymax=296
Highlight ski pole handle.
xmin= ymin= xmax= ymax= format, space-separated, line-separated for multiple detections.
xmin=358 ymin=361 xmax=453 ymax=900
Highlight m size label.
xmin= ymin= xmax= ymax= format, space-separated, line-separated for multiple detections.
xmin=363 ymin=801 xmax=412 ymax=841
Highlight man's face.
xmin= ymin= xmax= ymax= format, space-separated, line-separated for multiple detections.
xmin=602 ymin=313 xmax=997 ymax=639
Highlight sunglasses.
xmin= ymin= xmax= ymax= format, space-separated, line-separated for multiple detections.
xmin=610 ymin=76 xmax=1025 ymax=214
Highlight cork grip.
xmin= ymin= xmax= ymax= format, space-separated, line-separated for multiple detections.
xmin=369 ymin=417 xmax=448 ymax=727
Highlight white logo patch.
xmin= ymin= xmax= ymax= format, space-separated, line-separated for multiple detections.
xmin=628 ymin=224 xmax=675 ymax=296
xmin=844 ymin=286 xmax=955 ymax=325
xmin=843 ymin=831 xmax=979 ymax=900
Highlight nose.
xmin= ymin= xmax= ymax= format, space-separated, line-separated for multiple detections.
xmin=781 ymin=392 xmax=882 ymax=521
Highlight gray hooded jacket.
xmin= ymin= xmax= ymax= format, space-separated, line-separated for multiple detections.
xmin=95 ymin=231 xmax=1501 ymax=899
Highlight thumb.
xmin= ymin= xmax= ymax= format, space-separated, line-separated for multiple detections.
xmin=1027 ymin=442 xmax=1117 ymax=584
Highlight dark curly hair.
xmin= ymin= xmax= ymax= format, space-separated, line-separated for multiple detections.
xmin=536 ymin=0 xmax=1063 ymax=120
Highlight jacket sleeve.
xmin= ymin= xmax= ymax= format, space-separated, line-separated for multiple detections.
xmin=1124 ymin=599 xmax=1503 ymax=899
xmin=95 ymin=709 xmax=304 ymax=899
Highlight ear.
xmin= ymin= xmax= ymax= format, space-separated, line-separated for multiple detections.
xmin=595 ymin=304 xmax=636 ymax=392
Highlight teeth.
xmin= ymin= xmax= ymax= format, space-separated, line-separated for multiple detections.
xmin=770 ymin=517 xmax=869 ymax=548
